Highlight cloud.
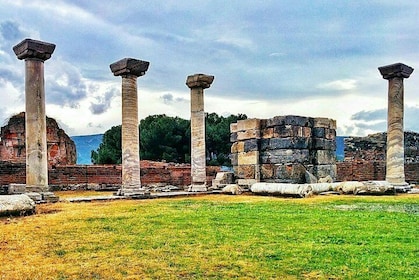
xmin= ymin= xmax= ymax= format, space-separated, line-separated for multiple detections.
xmin=351 ymin=109 xmax=386 ymax=122
xmin=89 ymin=88 xmax=118 ymax=115
xmin=46 ymin=61 xmax=88 ymax=108
xmin=160 ymin=92 xmax=187 ymax=105
xmin=317 ymin=79 xmax=357 ymax=91
xmin=0 ymin=21 xmax=24 ymax=41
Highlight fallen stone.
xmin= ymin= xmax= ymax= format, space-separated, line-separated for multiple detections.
xmin=221 ymin=184 xmax=243 ymax=195
xmin=7 ymin=184 xmax=26 ymax=194
xmin=0 ymin=194 xmax=35 ymax=216
xmin=26 ymin=192 xmax=42 ymax=202
xmin=318 ymin=175 xmax=333 ymax=183
xmin=251 ymin=182 xmax=313 ymax=198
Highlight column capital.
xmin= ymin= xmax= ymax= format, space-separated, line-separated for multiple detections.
xmin=110 ymin=58 xmax=149 ymax=77
xmin=378 ymin=63 xmax=414 ymax=80
xmin=13 ymin=38 xmax=56 ymax=61
xmin=186 ymin=74 xmax=214 ymax=89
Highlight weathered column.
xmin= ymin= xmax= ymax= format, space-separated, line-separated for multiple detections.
xmin=110 ymin=58 xmax=149 ymax=196
xmin=13 ymin=39 xmax=55 ymax=192
xmin=378 ymin=63 xmax=414 ymax=186
xmin=186 ymin=74 xmax=214 ymax=192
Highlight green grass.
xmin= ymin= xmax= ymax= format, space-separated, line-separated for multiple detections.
xmin=1 ymin=194 xmax=418 ymax=279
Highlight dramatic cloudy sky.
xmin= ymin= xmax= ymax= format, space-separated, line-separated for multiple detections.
xmin=0 ymin=0 xmax=418 ymax=136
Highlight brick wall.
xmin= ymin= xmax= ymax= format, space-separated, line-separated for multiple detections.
xmin=0 ymin=161 xmax=220 ymax=189
xmin=336 ymin=161 xmax=419 ymax=184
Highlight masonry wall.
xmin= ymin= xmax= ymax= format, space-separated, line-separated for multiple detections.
xmin=0 ymin=161 xmax=220 ymax=190
xmin=230 ymin=116 xmax=337 ymax=184
xmin=336 ymin=161 xmax=419 ymax=184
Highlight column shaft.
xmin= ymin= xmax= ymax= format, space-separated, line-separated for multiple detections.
xmin=191 ymin=87 xmax=206 ymax=186
xmin=386 ymin=77 xmax=405 ymax=184
xmin=121 ymin=75 xmax=141 ymax=190
xmin=25 ymin=59 xmax=48 ymax=190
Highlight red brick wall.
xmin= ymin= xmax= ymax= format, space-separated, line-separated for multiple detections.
xmin=0 ymin=161 xmax=220 ymax=188
xmin=336 ymin=161 xmax=419 ymax=183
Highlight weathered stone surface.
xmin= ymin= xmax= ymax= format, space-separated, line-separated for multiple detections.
xmin=212 ymin=172 xmax=234 ymax=188
xmin=274 ymin=163 xmax=307 ymax=184
xmin=261 ymin=128 xmax=274 ymax=139
xmin=311 ymin=150 xmax=336 ymax=165
xmin=266 ymin=115 xmax=313 ymax=128
xmin=7 ymin=184 xmax=26 ymax=194
xmin=13 ymin=38 xmax=55 ymax=61
xmin=260 ymin=149 xmax=310 ymax=164
xmin=312 ymin=138 xmax=336 ymax=150
xmin=230 ymin=132 xmax=238 ymax=143
xmin=236 ymin=165 xmax=255 ymax=179
xmin=312 ymin=127 xmax=336 ymax=140
xmin=312 ymin=118 xmax=337 ymax=129
xmin=313 ymin=164 xmax=337 ymax=181
xmin=378 ymin=63 xmax=414 ymax=79
xmin=230 ymin=123 xmax=238 ymax=133
xmin=238 ymin=151 xmax=259 ymax=165
xmin=262 ymin=137 xmax=311 ymax=150
xmin=237 ymin=129 xmax=261 ymax=141
xmin=110 ymin=58 xmax=149 ymax=77
xmin=251 ymin=182 xmax=313 ymax=198
xmin=221 ymin=184 xmax=243 ymax=195
xmin=0 ymin=112 xmax=76 ymax=165
xmin=230 ymin=153 xmax=238 ymax=166
xmin=273 ymin=125 xmax=311 ymax=138
xmin=305 ymin=170 xmax=318 ymax=184
xmin=237 ymin=118 xmax=261 ymax=131
xmin=0 ymin=194 xmax=35 ymax=216
xmin=186 ymin=74 xmax=214 ymax=89
xmin=243 ymin=139 xmax=259 ymax=152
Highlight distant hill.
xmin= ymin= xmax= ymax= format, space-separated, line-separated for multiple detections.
xmin=71 ymin=134 xmax=103 ymax=165
xmin=71 ymin=134 xmax=347 ymax=165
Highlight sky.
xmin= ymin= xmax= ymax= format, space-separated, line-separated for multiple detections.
xmin=0 ymin=0 xmax=418 ymax=137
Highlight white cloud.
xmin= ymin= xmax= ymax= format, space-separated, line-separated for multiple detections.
xmin=316 ymin=79 xmax=358 ymax=91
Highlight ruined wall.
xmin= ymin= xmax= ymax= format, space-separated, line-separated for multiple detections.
xmin=344 ymin=131 xmax=419 ymax=163
xmin=0 ymin=112 xmax=76 ymax=166
xmin=0 ymin=160 xmax=220 ymax=190
xmin=336 ymin=161 xmax=419 ymax=184
xmin=230 ymin=116 xmax=337 ymax=184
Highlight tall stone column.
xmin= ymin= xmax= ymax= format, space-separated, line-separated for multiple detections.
xmin=186 ymin=74 xmax=214 ymax=192
xmin=378 ymin=63 xmax=414 ymax=186
xmin=110 ymin=58 xmax=149 ymax=196
xmin=13 ymin=39 xmax=56 ymax=192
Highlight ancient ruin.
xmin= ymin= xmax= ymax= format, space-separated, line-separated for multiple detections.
xmin=230 ymin=116 xmax=337 ymax=186
xmin=110 ymin=58 xmax=150 ymax=196
xmin=379 ymin=63 xmax=414 ymax=187
xmin=186 ymin=74 xmax=214 ymax=192
xmin=0 ymin=112 xmax=76 ymax=166
xmin=13 ymin=38 xmax=55 ymax=192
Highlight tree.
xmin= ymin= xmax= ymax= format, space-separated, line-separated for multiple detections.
xmin=140 ymin=114 xmax=190 ymax=163
xmin=91 ymin=113 xmax=247 ymax=165
xmin=91 ymin=125 xmax=122 ymax=164
xmin=206 ymin=113 xmax=247 ymax=166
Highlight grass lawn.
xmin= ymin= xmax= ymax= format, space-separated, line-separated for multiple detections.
xmin=0 ymin=193 xmax=418 ymax=279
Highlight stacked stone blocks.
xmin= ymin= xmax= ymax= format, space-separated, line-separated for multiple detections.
xmin=230 ymin=116 xmax=337 ymax=184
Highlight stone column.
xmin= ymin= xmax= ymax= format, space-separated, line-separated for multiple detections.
xmin=110 ymin=58 xmax=149 ymax=196
xmin=13 ymin=39 xmax=56 ymax=192
xmin=186 ymin=74 xmax=214 ymax=192
xmin=378 ymin=63 xmax=414 ymax=186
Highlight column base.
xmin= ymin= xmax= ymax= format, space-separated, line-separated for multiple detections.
xmin=116 ymin=187 xmax=150 ymax=197
xmin=385 ymin=180 xmax=411 ymax=193
xmin=188 ymin=184 xmax=207 ymax=192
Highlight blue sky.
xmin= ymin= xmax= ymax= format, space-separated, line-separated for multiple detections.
xmin=0 ymin=0 xmax=418 ymax=136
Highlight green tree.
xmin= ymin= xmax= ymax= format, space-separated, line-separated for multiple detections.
xmin=140 ymin=114 xmax=190 ymax=163
xmin=91 ymin=113 xmax=247 ymax=165
xmin=206 ymin=113 xmax=247 ymax=166
xmin=91 ymin=125 xmax=122 ymax=164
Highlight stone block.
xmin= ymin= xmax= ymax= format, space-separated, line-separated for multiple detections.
xmin=313 ymin=164 xmax=337 ymax=180
xmin=230 ymin=132 xmax=237 ymax=143
xmin=312 ymin=138 xmax=336 ymax=150
xmin=312 ymin=127 xmax=336 ymax=140
xmin=8 ymin=184 xmax=26 ymax=194
xmin=313 ymin=118 xmax=337 ymax=129
xmin=273 ymin=125 xmax=311 ymax=138
xmin=311 ymin=150 xmax=336 ymax=165
xmin=267 ymin=115 xmax=313 ymax=128
xmin=243 ymin=139 xmax=259 ymax=152
xmin=231 ymin=142 xmax=238 ymax=153
xmin=261 ymin=128 xmax=274 ymax=139
xmin=230 ymin=123 xmax=238 ymax=133
xmin=0 ymin=194 xmax=35 ymax=216
xmin=267 ymin=137 xmax=310 ymax=150
xmin=260 ymin=149 xmax=310 ymax=164
xmin=230 ymin=153 xmax=238 ymax=166
xmin=237 ymin=165 xmax=256 ymax=179
xmin=261 ymin=164 xmax=274 ymax=179
xmin=237 ymin=179 xmax=257 ymax=187
xmin=237 ymin=118 xmax=261 ymax=131
xmin=238 ymin=151 xmax=259 ymax=165
xmin=237 ymin=129 xmax=261 ymax=141
xmin=274 ymin=163 xmax=307 ymax=184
